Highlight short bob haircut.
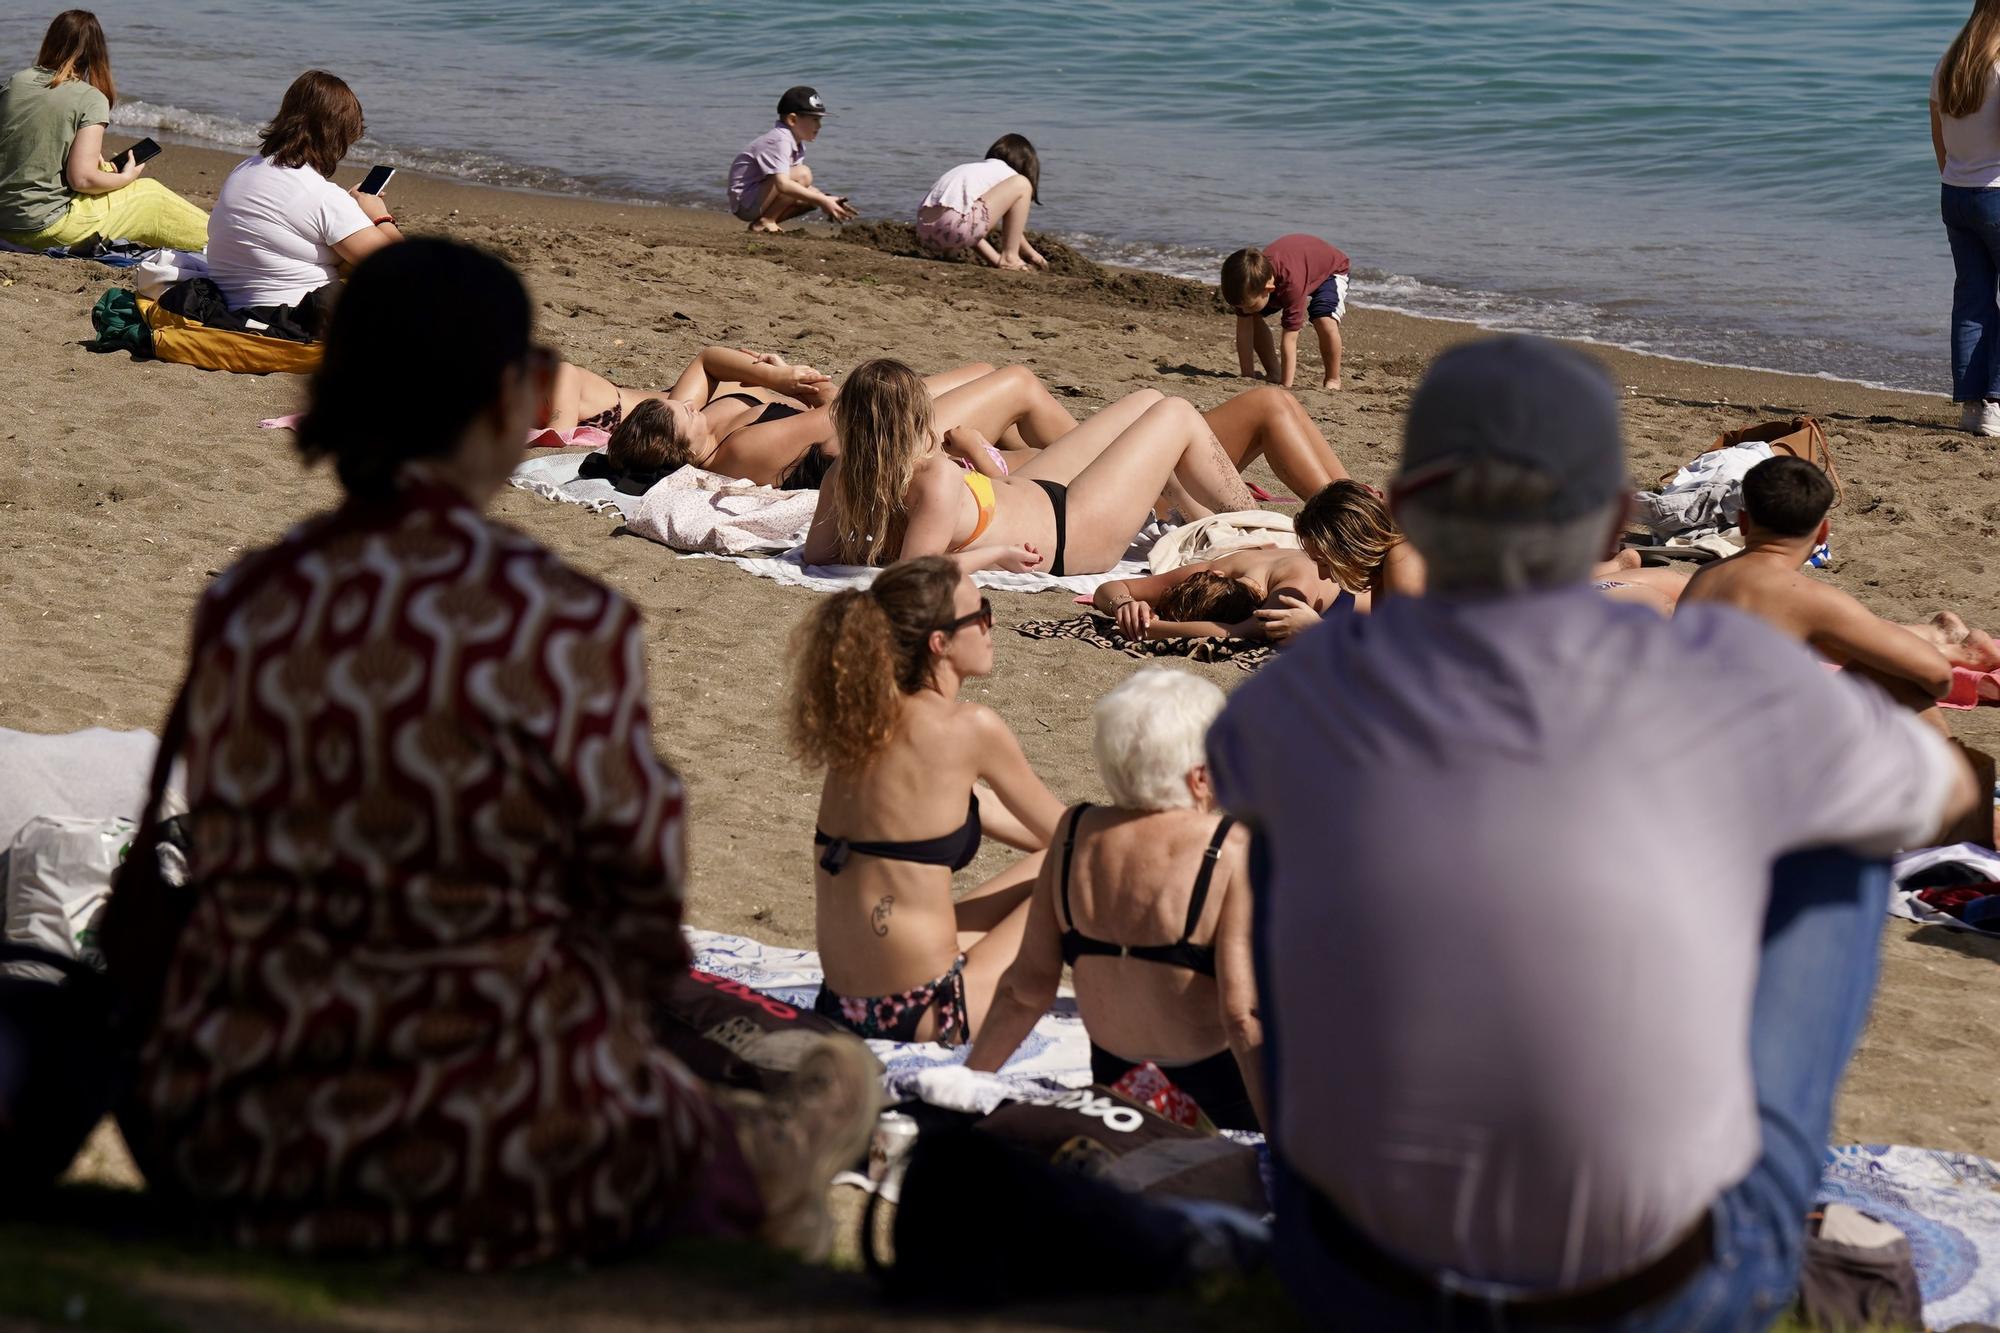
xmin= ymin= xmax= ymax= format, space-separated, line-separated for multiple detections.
xmin=260 ymin=70 xmax=365 ymax=178
xmin=1091 ymin=667 xmax=1226 ymax=812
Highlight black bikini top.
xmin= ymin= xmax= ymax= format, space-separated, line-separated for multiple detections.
xmin=714 ymin=392 xmax=805 ymax=429
xmin=1058 ymin=804 xmax=1235 ymax=978
xmin=815 ymin=795 xmax=982 ymax=876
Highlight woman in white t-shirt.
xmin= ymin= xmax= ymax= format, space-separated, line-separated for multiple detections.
xmin=1935 ymin=2 xmax=2000 ymax=435
xmin=915 ymin=135 xmax=1047 ymax=271
xmin=206 ymin=70 xmax=400 ymax=311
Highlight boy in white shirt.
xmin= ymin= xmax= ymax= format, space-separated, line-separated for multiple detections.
xmin=726 ymin=86 xmax=854 ymax=232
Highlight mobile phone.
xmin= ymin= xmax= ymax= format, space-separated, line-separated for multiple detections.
xmin=357 ymin=164 xmax=395 ymax=195
xmin=111 ymin=137 xmax=161 ymax=171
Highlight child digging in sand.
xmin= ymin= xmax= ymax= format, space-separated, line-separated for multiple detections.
xmin=1221 ymin=233 xmax=1351 ymax=390
xmin=727 ymin=85 xmax=855 ymax=232
xmin=916 ymin=134 xmax=1047 ymax=270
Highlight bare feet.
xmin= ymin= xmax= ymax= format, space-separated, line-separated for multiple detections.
xmin=1321 ymin=378 xmax=1342 ymax=391
xmin=747 ymin=218 xmax=784 ymax=234
xmin=990 ymin=254 xmax=1030 ymax=272
xmin=1936 ymin=611 xmax=2000 ymax=669
xmin=1612 ymin=548 xmax=1644 ymax=571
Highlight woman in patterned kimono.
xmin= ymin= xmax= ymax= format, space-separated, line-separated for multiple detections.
xmin=124 ymin=238 xmax=879 ymax=1269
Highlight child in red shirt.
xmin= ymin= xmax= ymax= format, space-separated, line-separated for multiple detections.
xmin=1221 ymin=234 xmax=1351 ymax=390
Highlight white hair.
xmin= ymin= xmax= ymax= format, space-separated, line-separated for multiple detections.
xmin=1091 ymin=668 xmax=1226 ymax=811
xmin=1396 ymin=456 xmax=1623 ymax=594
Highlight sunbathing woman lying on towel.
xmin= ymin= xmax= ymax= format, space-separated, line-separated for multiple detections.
xmin=790 ymin=556 xmax=1065 ymax=1045
xmin=1091 ymin=546 xmax=1348 ymax=641
xmin=804 ymin=360 xmax=1262 ymax=577
xmin=564 ymin=354 xmax=1078 ymax=490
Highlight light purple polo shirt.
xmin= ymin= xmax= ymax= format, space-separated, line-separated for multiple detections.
xmin=1207 ymin=584 xmax=1956 ymax=1290
xmin=727 ymin=122 xmax=803 ymax=211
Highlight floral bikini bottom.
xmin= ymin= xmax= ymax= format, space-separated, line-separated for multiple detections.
xmin=813 ymin=954 xmax=970 ymax=1045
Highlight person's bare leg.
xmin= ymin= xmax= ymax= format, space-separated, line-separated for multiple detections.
xmin=934 ymin=364 xmax=1078 ymax=451
xmin=955 ymin=852 xmax=1043 ymax=935
xmin=1907 ymin=611 xmax=2000 ymax=670
xmin=1252 ymin=319 xmax=1280 ymax=382
xmin=544 ymin=361 xmax=625 ymax=430
xmin=1313 ymin=315 xmax=1344 ymax=390
xmin=1203 ymin=385 xmax=1350 ymax=498
xmin=750 ymin=167 xmax=817 ymax=231
xmin=957 ymin=887 xmax=1036 ymax=1038
xmin=983 ymin=175 xmax=1034 ymax=270
xmin=922 ymin=362 xmax=996 ymax=397
xmin=1013 ymin=388 xmax=1167 ymax=485
xmin=1061 ymin=397 xmax=1259 ymax=572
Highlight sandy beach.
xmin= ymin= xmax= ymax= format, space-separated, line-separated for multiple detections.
xmin=3 ymin=140 xmax=1998 ymax=1316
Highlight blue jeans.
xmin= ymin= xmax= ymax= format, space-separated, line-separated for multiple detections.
xmin=1943 ymin=183 xmax=2000 ymax=402
xmin=1258 ymin=842 xmax=1891 ymax=1332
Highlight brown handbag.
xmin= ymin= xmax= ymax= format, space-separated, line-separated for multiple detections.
xmin=1658 ymin=416 xmax=1842 ymax=507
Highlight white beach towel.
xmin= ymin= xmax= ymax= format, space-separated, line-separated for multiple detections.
xmin=1889 ymin=842 xmax=2000 ymax=938
xmin=1147 ymin=510 xmax=1298 ymax=572
xmin=625 ymin=467 xmax=818 ymax=555
xmin=509 ymin=450 xmax=627 ymax=516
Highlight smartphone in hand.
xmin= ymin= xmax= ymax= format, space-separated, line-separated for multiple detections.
xmin=357 ymin=164 xmax=395 ymax=195
xmin=110 ymin=137 xmax=161 ymax=171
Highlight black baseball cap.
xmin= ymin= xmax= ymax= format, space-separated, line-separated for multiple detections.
xmin=1394 ymin=336 xmax=1627 ymax=521
xmin=777 ymin=86 xmax=830 ymax=118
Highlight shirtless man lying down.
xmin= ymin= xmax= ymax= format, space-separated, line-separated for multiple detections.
xmin=1679 ymin=455 xmax=1960 ymax=726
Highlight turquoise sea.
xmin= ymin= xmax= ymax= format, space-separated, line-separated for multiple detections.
xmin=0 ymin=2 xmax=1973 ymax=392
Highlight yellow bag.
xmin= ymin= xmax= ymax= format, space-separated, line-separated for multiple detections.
xmin=138 ymin=297 xmax=321 ymax=375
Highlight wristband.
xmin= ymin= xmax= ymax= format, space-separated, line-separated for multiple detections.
xmin=374 ymin=215 xmax=396 ymax=227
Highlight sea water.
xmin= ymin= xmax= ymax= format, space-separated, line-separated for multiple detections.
xmin=0 ymin=1 xmax=1969 ymax=393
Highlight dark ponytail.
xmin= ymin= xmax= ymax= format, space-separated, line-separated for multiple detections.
xmin=294 ymin=238 xmax=532 ymax=501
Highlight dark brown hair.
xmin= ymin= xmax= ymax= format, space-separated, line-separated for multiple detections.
xmin=260 ymin=70 xmax=365 ymax=178
xmin=788 ymin=556 xmax=961 ymax=770
xmin=1220 ymin=247 xmax=1274 ymax=307
xmin=37 ymin=10 xmax=114 ymax=106
xmin=1156 ymin=570 xmax=1258 ymax=625
xmin=1740 ymin=456 xmax=1835 ymax=538
xmin=296 ymin=239 xmax=532 ymax=500
xmin=985 ymin=133 xmax=1041 ymax=204
xmin=607 ymin=399 xmax=694 ymax=473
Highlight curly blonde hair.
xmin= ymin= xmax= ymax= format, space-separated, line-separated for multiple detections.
xmin=788 ymin=556 xmax=961 ymax=771
xmin=824 ymin=359 xmax=934 ymax=566
xmin=1296 ymin=480 xmax=1403 ymax=593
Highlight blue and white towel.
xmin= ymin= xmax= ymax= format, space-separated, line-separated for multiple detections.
xmin=1818 ymin=1145 xmax=2000 ymax=1328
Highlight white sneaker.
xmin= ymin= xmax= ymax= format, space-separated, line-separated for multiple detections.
xmin=1962 ymin=400 xmax=2000 ymax=437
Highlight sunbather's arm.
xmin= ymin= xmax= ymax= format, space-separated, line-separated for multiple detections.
xmin=1812 ymin=595 xmax=1954 ymax=699
xmin=1093 ymin=565 xmax=1209 ymax=639
xmin=1211 ymin=830 xmax=1268 ymax=1129
xmin=970 ymin=705 xmax=1065 ymax=849
xmin=1148 ymin=617 xmax=1259 ymax=641
xmin=671 ymin=346 xmax=829 ymax=405
xmin=1253 ymin=591 xmax=1321 ymax=644
xmin=972 ymin=783 xmax=1042 ymax=851
xmin=965 ymin=826 xmax=1068 ymax=1073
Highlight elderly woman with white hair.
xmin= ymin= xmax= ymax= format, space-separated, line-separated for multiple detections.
xmin=966 ymin=668 xmax=1264 ymax=1129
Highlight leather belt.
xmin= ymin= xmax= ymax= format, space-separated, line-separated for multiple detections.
xmin=1305 ymin=1188 xmax=1713 ymax=1324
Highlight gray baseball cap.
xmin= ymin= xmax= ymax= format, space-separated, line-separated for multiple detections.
xmin=1394 ymin=336 xmax=1627 ymax=521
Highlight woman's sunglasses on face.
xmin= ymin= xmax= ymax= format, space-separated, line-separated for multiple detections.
xmin=938 ymin=598 xmax=994 ymax=635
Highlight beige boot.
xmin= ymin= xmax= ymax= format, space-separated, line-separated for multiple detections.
xmin=717 ymin=1034 xmax=883 ymax=1261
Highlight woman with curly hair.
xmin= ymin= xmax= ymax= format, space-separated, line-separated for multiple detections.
xmin=789 ymin=556 xmax=1064 ymax=1044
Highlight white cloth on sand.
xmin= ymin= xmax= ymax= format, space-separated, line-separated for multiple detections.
xmin=625 ymin=467 xmax=817 ymax=555
xmin=1889 ymin=842 xmax=2000 ymax=938
xmin=1147 ymin=510 xmax=1298 ymax=572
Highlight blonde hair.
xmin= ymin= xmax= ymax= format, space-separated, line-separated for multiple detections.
xmin=1296 ymin=480 xmax=1403 ymax=593
xmin=1942 ymin=1 xmax=2000 ymax=119
xmin=1092 ymin=669 xmax=1226 ymax=812
xmin=788 ymin=556 xmax=961 ymax=771
xmin=824 ymin=359 xmax=934 ymax=566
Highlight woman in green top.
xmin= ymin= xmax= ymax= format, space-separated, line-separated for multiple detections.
xmin=0 ymin=11 xmax=207 ymax=251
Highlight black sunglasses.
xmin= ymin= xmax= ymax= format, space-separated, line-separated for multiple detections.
xmin=937 ymin=597 xmax=994 ymax=635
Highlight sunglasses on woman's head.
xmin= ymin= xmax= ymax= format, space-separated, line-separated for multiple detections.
xmin=938 ymin=598 xmax=994 ymax=634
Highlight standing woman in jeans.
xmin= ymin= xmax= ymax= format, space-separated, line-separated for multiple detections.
xmin=0 ymin=11 xmax=208 ymax=251
xmin=1935 ymin=0 xmax=2000 ymax=436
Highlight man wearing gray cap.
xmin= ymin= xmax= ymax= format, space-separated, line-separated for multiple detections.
xmin=1207 ymin=335 xmax=1976 ymax=1329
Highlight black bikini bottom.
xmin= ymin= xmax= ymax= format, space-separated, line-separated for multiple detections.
xmin=1089 ymin=1042 xmax=1259 ymax=1132
xmin=1034 ymin=479 xmax=1069 ymax=576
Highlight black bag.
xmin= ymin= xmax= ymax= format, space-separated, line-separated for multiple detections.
xmin=0 ymin=942 xmax=124 ymax=1199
